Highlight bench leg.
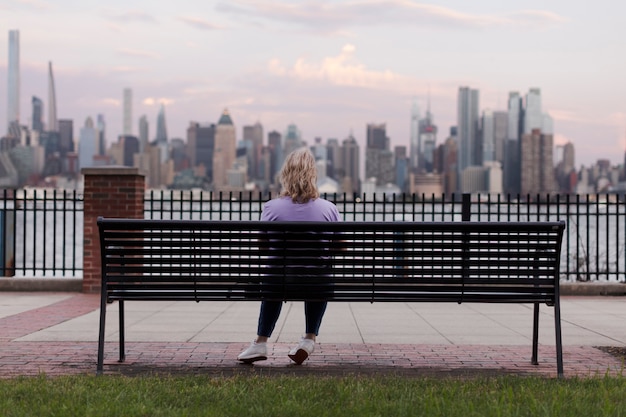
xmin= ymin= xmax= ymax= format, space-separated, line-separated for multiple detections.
xmin=118 ymin=300 xmax=126 ymax=363
xmin=531 ymin=303 xmax=539 ymax=366
xmin=96 ymin=290 xmax=107 ymax=376
xmin=554 ymin=298 xmax=564 ymax=378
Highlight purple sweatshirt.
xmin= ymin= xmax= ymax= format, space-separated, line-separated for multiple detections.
xmin=261 ymin=196 xmax=341 ymax=222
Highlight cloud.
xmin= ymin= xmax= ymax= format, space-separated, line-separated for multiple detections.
xmin=9 ymin=0 xmax=52 ymax=10
xmin=103 ymin=9 xmax=157 ymax=24
xmin=267 ymin=44 xmax=418 ymax=92
xmin=143 ymin=97 xmax=175 ymax=106
xmin=117 ymin=48 xmax=161 ymax=60
xmin=178 ymin=16 xmax=226 ymax=30
xmin=217 ymin=0 xmax=567 ymax=33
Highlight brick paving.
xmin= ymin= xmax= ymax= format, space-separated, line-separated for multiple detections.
xmin=0 ymin=294 xmax=624 ymax=379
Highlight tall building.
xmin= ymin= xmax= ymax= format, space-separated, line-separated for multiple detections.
xmin=78 ymin=117 xmax=98 ymax=171
xmin=267 ymin=130 xmax=282 ymax=185
xmin=418 ymin=103 xmax=437 ymax=173
xmin=365 ymin=123 xmax=390 ymax=185
xmin=481 ymin=110 xmax=495 ymax=163
xmin=212 ymin=109 xmax=237 ymax=190
xmin=341 ymin=133 xmax=360 ymax=195
xmin=187 ymin=122 xmax=215 ymax=180
xmin=326 ymin=138 xmax=342 ymax=181
xmin=243 ymin=122 xmax=263 ymax=180
xmin=409 ymin=98 xmax=420 ymax=172
xmin=457 ymin=87 xmax=480 ymax=176
xmin=523 ymin=88 xmax=542 ymax=135
xmin=520 ymin=129 xmax=557 ymax=195
xmin=58 ymin=119 xmax=74 ymax=157
xmin=123 ymin=88 xmax=132 ymax=135
xmin=48 ymin=62 xmax=58 ymax=132
xmin=97 ymin=114 xmax=106 ymax=156
xmin=7 ymin=30 xmax=20 ymax=136
xmin=155 ymin=104 xmax=167 ymax=144
xmin=32 ymin=96 xmax=44 ymax=134
xmin=138 ymin=115 xmax=149 ymax=152
xmin=493 ymin=111 xmax=508 ymax=164
xmin=283 ymin=124 xmax=302 ymax=157
xmin=504 ymin=92 xmax=523 ymax=195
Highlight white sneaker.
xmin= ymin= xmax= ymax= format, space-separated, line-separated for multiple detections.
xmin=237 ymin=341 xmax=268 ymax=364
xmin=288 ymin=338 xmax=315 ymax=365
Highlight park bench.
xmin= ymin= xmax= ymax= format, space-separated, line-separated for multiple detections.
xmin=97 ymin=217 xmax=566 ymax=377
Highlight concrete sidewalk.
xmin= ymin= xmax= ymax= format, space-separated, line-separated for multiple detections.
xmin=0 ymin=292 xmax=625 ymax=378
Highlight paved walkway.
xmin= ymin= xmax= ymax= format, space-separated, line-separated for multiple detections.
xmin=0 ymin=292 xmax=625 ymax=378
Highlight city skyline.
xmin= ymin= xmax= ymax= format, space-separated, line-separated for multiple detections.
xmin=1 ymin=1 xmax=625 ymax=167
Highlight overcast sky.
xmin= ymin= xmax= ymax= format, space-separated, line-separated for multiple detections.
xmin=1 ymin=0 xmax=625 ymax=167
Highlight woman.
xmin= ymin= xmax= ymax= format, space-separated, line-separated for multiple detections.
xmin=237 ymin=147 xmax=341 ymax=365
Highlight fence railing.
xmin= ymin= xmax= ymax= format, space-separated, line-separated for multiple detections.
xmin=2 ymin=189 xmax=625 ymax=282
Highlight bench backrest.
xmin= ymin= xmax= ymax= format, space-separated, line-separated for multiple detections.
xmin=98 ymin=218 xmax=566 ymax=304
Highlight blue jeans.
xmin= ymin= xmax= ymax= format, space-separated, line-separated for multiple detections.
xmin=257 ymin=300 xmax=328 ymax=337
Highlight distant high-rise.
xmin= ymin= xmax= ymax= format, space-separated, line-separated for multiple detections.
xmin=78 ymin=117 xmax=98 ymax=171
xmin=365 ymin=123 xmax=390 ymax=185
xmin=213 ymin=109 xmax=237 ymax=190
xmin=187 ymin=122 xmax=215 ymax=179
xmin=48 ymin=62 xmax=58 ymax=132
xmin=523 ymin=88 xmax=542 ymax=135
xmin=283 ymin=124 xmax=303 ymax=157
xmin=32 ymin=96 xmax=44 ymax=133
xmin=139 ymin=115 xmax=149 ymax=152
xmin=520 ymin=129 xmax=557 ymax=195
xmin=123 ymin=88 xmax=133 ymax=135
xmin=493 ymin=111 xmax=508 ymax=164
xmin=481 ymin=110 xmax=495 ymax=163
xmin=409 ymin=98 xmax=420 ymax=172
xmin=7 ymin=30 xmax=20 ymax=136
xmin=243 ymin=122 xmax=263 ymax=180
xmin=418 ymin=102 xmax=437 ymax=173
xmin=267 ymin=130 xmax=282 ymax=184
xmin=457 ymin=87 xmax=480 ymax=179
xmin=58 ymin=119 xmax=74 ymax=157
xmin=341 ymin=133 xmax=360 ymax=195
xmin=504 ymin=92 xmax=523 ymax=194
xmin=97 ymin=114 xmax=106 ymax=156
xmin=155 ymin=104 xmax=167 ymax=144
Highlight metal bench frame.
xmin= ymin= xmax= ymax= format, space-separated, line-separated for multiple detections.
xmin=97 ymin=217 xmax=566 ymax=376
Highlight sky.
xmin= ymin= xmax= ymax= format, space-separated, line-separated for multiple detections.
xmin=1 ymin=0 xmax=625 ymax=167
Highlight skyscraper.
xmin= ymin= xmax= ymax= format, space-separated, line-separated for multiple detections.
xmin=341 ymin=133 xmax=360 ymax=195
xmin=520 ymin=129 xmax=557 ymax=195
xmin=409 ymin=98 xmax=420 ymax=172
xmin=97 ymin=114 xmax=106 ymax=156
xmin=139 ymin=115 xmax=149 ymax=152
xmin=212 ymin=109 xmax=237 ymax=190
xmin=365 ymin=123 xmax=391 ymax=185
xmin=457 ymin=86 xmax=480 ymax=177
xmin=243 ymin=122 xmax=263 ymax=180
xmin=504 ymin=92 xmax=523 ymax=195
xmin=155 ymin=104 xmax=167 ymax=144
xmin=481 ymin=110 xmax=495 ymax=163
xmin=48 ymin=62 xmax=58 ymax=132
xmin=123 ymin=88 xmax=133 ymax=135
xmin=523 ymin=88 xmax=542 ymax=135
xmin=78 ymin=117 xmax=98 ymax=171
xmin=418 ymin=102 xmax=438 ymax=173
xmin=7 ymin=30 xmax=20 ymax=136
xmin=32 ymin=96 xmax=44 ymax=134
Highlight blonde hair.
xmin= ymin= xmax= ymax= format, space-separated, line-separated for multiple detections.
xmin=279 ymin=147 xmax=319 ymax=203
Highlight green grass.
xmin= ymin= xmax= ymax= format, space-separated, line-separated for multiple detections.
xmin=0 ymin=374 xmax=624 ymax=417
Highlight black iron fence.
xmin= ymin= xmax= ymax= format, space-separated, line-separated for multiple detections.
xmin=1 ymin=188 xmax=625 ymax=282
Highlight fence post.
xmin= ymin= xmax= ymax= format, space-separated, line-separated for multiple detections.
xmin=462 ymin=193 xmax=471 ymax=221
xmin=82 ymin=167 xmax=145 ymax=293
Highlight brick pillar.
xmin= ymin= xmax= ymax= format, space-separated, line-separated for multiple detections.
xmin=82 ymin=167 xmax=145 ymax=293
